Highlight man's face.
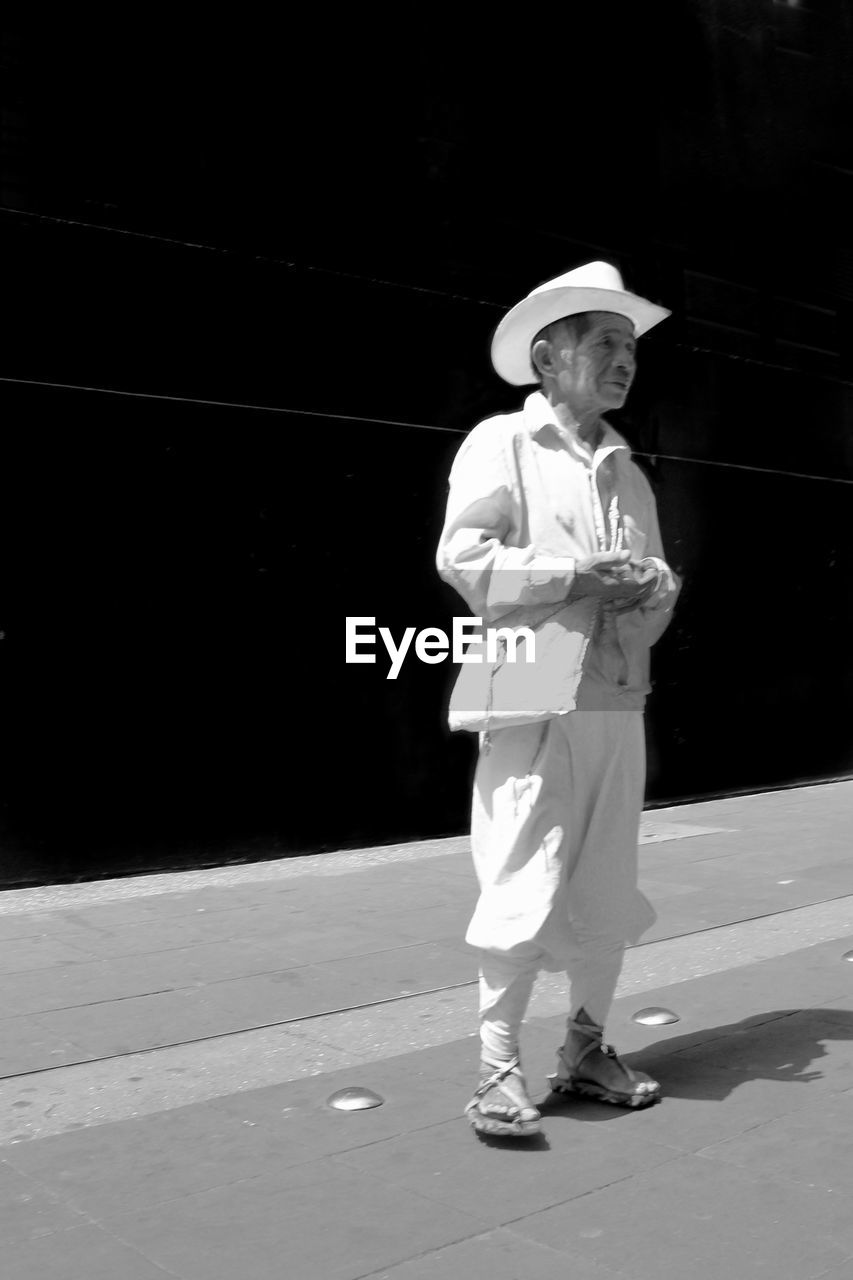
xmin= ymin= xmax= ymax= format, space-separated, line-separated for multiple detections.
xmin=555 ymin=312 xmax=637 ymax=414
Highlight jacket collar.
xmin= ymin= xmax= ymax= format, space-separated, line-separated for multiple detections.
xmin=522 ymin=390 xmax=630 ymax=463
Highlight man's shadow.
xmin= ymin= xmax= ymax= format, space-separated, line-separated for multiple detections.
xmin=535 ymin=1007 xmax=853 ymax=1123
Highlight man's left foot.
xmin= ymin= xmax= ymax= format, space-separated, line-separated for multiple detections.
xmin=549 ymin=1014 xmax=661 ymax=1108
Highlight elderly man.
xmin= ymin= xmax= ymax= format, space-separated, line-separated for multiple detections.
xmin=436 ymin=261 xmax=680 ymax=1138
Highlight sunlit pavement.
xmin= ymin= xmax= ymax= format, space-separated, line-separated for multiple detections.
xmin=1 ymin=781 xmax=852 ymax=1279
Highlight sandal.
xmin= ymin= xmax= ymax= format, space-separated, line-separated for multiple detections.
xmin=548 ymin=1016 xmax=661 ymax=1109
xmin=465 ymin=1057 xmax=542 ymax=1137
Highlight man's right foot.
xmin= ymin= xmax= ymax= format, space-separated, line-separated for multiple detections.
xmin=465 ymin=1058 xmax=541 ymax=1137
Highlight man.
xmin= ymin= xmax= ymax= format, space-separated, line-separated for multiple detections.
xmin=436 ymin=261 xmax=680 ymax=1138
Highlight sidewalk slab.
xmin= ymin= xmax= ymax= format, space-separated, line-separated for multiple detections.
xmin=0 ymin=781 xmax=851 ymax=1084
xmin=0 ymin=1160 xmax=85 ymax=1242
xmin=30 ymin=986 xmax=253 ymax=1060
xmin=331 ymin=1111 xmax=682 ymax=1227
xmin=1 ymin=783 xmax=853 ymax=1278
xmin=0 ymin=935 xmax=97 ymax=974
xmin=5 ymin=932 xmax=853 ymax=1280
xmin=204 ymin=1053 xmax=477 ymax=1159
xmin=697 ymin=1090 xmax=853 ymax=1194
xmin=0 ymin=1015 xmax=95 ymax=1078
xmin=2 ymin=1224 xmax=187 ymax=1280
xmin=510 ymin=1152 xmax=853 ymax=1280
xmin=368 ymin=1230 xmax=629 ymax=1280
xmin=92 ymin=1160 xmax=487 ymax=1280
xmin=3 ymin=1103 xmax=320 ymax=1218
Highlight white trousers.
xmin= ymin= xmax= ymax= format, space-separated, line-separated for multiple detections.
xmin=478 ymin=933 xmax=625 ymax=1062
xmin=468 ymin=710 xmax=656 ymax=1062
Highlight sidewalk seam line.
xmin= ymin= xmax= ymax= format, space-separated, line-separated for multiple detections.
xmin=4 ymin=884 xmax=852 ymax=1001
xmin=4 ymin=895 xmax=853 ymax=1082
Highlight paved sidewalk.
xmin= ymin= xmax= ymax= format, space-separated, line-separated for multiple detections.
xmin=1 ymin=781 xmax=852 ymax=1278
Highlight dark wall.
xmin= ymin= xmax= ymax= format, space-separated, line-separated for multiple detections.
xmin=1 ymin=6 xmax=852 ymax=885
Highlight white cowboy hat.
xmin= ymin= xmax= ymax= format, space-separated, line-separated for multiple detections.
xmin=491 ymin=260 xmax=671 ymax=386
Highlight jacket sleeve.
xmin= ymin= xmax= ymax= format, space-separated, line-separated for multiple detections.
xmin=436 ymin=421 xmax=577 ymax=624
xmin=634 ymin=472 xmax=680 ymax=645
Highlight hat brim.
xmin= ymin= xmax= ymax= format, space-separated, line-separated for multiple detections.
xmin=491 ymin=287 xmax=671 ymax=386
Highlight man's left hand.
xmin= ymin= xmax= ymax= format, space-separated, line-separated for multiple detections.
xmin=603 ymin=559 xmax=661 ymax=613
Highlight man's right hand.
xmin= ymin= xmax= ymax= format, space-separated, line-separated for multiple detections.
xmin=568 ymin=551 xmax=645 ymax=603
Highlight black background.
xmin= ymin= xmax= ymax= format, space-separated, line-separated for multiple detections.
xmin=1 ymin=5 xmax=852 ymax=885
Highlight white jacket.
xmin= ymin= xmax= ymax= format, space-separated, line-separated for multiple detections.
xmin=436 ymin=392 xmax=679 ymax=729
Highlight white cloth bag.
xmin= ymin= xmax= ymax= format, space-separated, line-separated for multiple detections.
xmin=448 ymin=597 xmax=600 ymax=733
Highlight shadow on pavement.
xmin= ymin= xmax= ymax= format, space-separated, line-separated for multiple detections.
xmin=474 ymin=1130 xmax=552 ymax=1152
xmin=536 ymin=1008 xmax=853 ymax=1122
